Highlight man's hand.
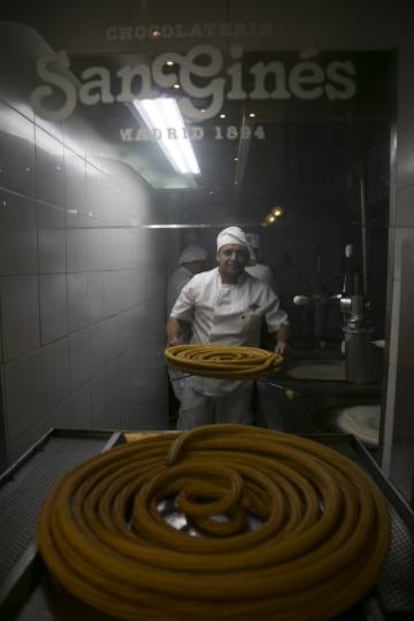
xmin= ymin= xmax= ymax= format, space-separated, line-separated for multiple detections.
xmin=166 ymin=317 xmax=184 ymax=348
xmin=275 ymin=340 xmax=290 ymax=355
xmin=166 ymin=336 xmax=180 ymax=347
xmin=275 ymin=324 xmax=290 ymax=355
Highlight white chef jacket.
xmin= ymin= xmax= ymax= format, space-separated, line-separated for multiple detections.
xmin=167 ymin=265 xmax=195 ymax=399
xmin=170 ymin=267 xmax=288 ymax=396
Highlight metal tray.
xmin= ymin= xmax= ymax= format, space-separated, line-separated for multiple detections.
xmin=0 ymin=427 xmax=124 ymax=615
xmin=1 ymin=431 xmax=413 ymax=620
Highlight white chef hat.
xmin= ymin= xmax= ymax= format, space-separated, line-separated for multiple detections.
xmin=177 ymin=244 xmax=207 ymax=265
xmin=216 ymin=226 xmax=255 ymax=265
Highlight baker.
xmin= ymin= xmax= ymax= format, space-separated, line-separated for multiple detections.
xmin=166 ymin=225 xmax=289 ymax=429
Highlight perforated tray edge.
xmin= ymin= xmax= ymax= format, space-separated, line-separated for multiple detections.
xmin=0 ymin=429 xmax=126 ymax=615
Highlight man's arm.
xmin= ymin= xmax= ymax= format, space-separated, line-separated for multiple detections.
xmin=275 ymin=324 xmax=290 ymax=355
xmin=261 ymin=285 xmax=290 ymax=354
xmin=166 ymin=317 xmax=190 ymax=347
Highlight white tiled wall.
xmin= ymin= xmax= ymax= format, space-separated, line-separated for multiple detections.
xmin=0 ymin=95 xmax=169 ymax=468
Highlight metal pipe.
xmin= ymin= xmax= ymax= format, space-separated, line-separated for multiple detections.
xmin=359 ymin=175 xmax=368 ymax=298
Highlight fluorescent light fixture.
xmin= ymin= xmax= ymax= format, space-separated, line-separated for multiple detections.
xmin=133 ymin=98 xmax=200 ymax=175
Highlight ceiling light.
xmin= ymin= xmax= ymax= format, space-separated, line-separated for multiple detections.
xmin=248 ymin=112 xmax=256 ymax=118
xmin=234 ymin=157 xmax=239 ymax=161
xmin=133 ymin=98 xmax=201 ymax=175
xmin=271 ymin=206 xmax=284 ymax=217
xmin=265 ymin=214 xmax=276 ymax=224
xmin=166 ymin=60 xmax=175 ymax=66
xmin=173 ymin=83 xmax=180 ymax=89
xmin=219 ymin=113 xmax=226 ymax=119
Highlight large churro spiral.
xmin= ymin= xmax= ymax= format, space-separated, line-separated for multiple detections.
xmin=165 ymin=344 xmax=283 ymax=379
xmin=38 ymin=425 xmax=389 ymax=620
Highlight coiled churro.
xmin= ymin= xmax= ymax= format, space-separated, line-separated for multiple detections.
xmin=165 ymin=344 xmax=283 ymax=379
xmin=38 ymin=425 xmax=389 ymax=620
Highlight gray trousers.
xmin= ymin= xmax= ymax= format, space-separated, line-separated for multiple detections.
xmin=168 ymin=368 xmax=186 ymax=401
xmin=178 ymin=382 xmax=253 ymax=430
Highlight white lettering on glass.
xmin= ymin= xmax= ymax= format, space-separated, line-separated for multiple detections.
xmin=30 ymin=45 xmax=357 ymax=121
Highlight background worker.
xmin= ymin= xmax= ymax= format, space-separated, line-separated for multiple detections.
xmin=166 ymin=244 xmax=207 ymax=405
xmin=166 ymin=245 xmax=208 ymax=317
xmin=245 ymin=232 xmax=278 ymax=293
xmin=245 ymin=232 xmax=286 ymax=429
xmin=166 ymin=226 xmax=289 ymax=430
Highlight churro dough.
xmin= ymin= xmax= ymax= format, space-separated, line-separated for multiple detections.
xmin=38 ymin=424 xmax=389 ymax=621
xmin=165 ymin=344 xmax=283 ymax=379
